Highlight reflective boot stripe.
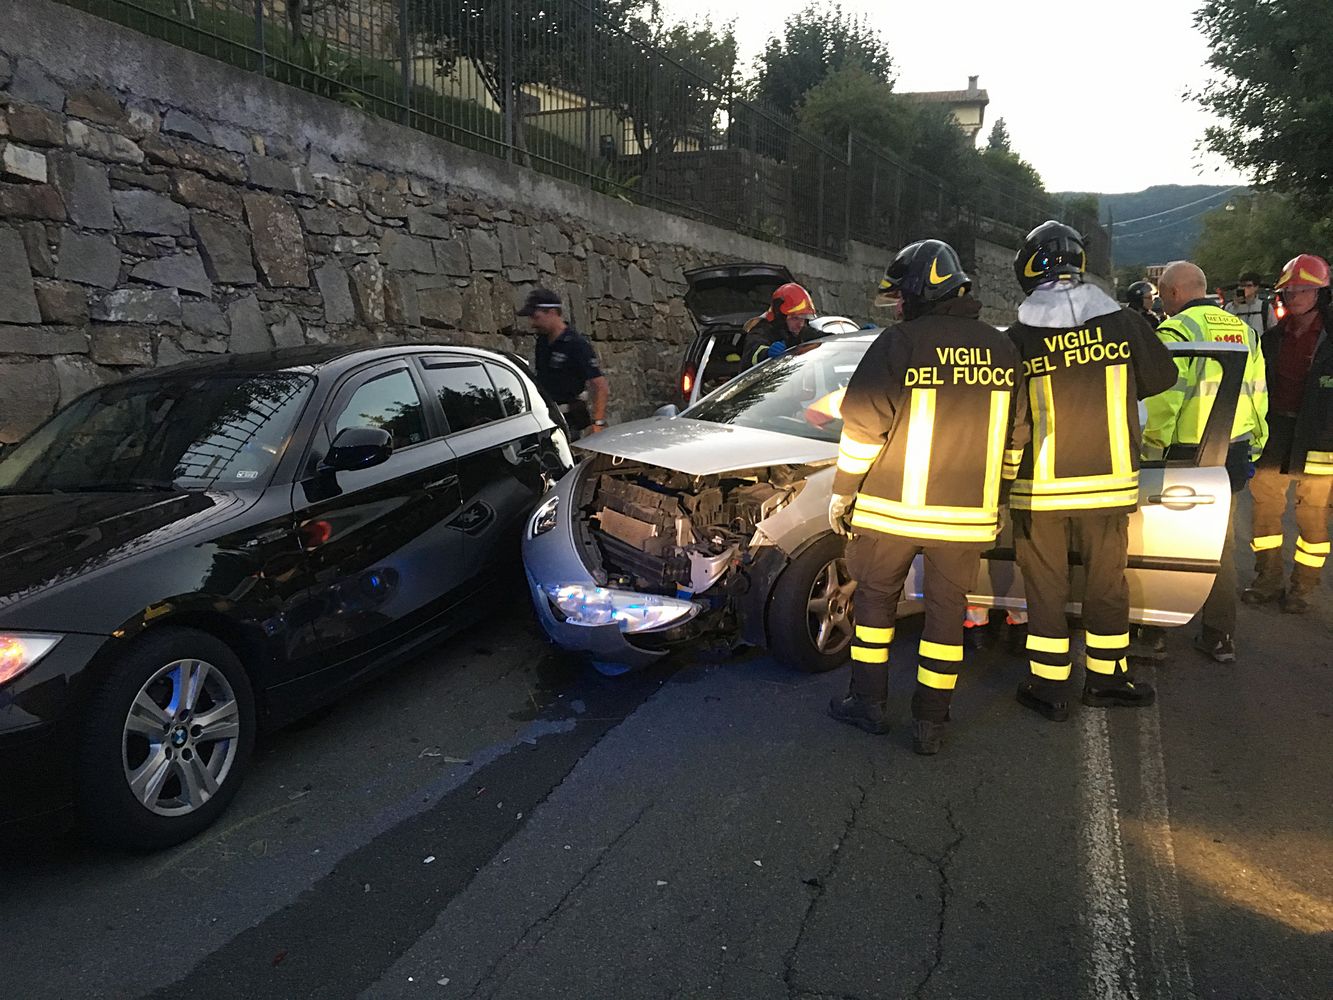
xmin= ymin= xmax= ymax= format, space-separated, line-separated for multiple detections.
xmin=1027 ymin=634 xmax=1070 ymax=654
xmin=917 ymin=666 xmax=958 ymax=690
xmin=855 ymin=624 xmax=895 ymax=644
xmin=851 ymin=646 xmax=888 ymax=663
xmin=1086 ymin=656 xmax=1124 ymax=675
xmin=1084 ymin=631 xmax=1129 ymax=649
xmin=1296 ymin=537 xmax=1331 ymax=555
xmin=919 ymin=640 xmax=963 ymax=662
xmin=1294 ymin=550 xmax=1327 ymax=568
xmin=1250 ymin=534 xmax=1284 ymax=552
xmin=1030 ymin=661 xmax=1072 ymax=682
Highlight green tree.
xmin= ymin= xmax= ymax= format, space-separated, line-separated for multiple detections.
xmin=794 ymin=64 xmax=914 ymax=150
xmin=986 ymin=117 xmax=1012 ymax=153
xmin=1193 ymin=193 xmax=1333 ymax=287
xmin=1194 ymin=0 xmax=1333 ymax=213
xmin=750 ymin=2 xmax=893 ymax=117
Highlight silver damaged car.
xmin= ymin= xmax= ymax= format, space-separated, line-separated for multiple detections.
xmin=523 ymin=334 xmax=1247 ymax=674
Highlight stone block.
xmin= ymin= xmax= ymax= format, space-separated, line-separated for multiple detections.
xmin=18 ymin=222 xmax=54 ymax=277
xmin=227 ymin=294 xmax=272 ymax=353
xmin=315 ymin=263 xmax=356 ymax=325
xmin=0 ymin=324 xmax=89 ymax=353
xmin=350 ymin=261 xmax=386 ymax=324
xmin=179 ymin=330 xmax=227 ymax=353
xmin=130 ymin=252 xmax=213 ymax=295
xmin=333 ymin=235 xmax=379 ymax=255
xmin=364 ymin=190 xmax=406 ymax=218
xmin=56 ymin=229 xmax=120 ymax=288
xmin=172 ymin=170 xmax=243 ymax=217
xmin=5 ymin=102 xmax=65 ymax=147
xmin=107 ymin=165 xmax=169 ymax=192
xmin=380 ymin=230 xmax=434 ymax=273
xmin=154 ymin=335 xmax=190 ymax=367
xmin=64 ymin=120 xmax=143 ymax=165
xmin=191 ymin=216 xmax=256 ymax=285
xmin=141 ymin=135 xmax=246 ymax=182
xmin=53 ymin=355 xmax=108 ymax=406
xmin=608 ymin=264 xmax=630 ymax=300
xmin=556 ymin=255 xmax=582 ymax=282
xmin=460 ymin=280 xmax=496 ymax=334
xmin=0 ymin=226 xmax=41 ymax=323
xmin=435 ymin=238 xmax=470 ymax=277
xmin=268 ymin=307 xmax=305 ymax=348
xmin=385 ymin=273 xmax=421 ymax=327
xmin=66 ymin=89 xmax=128 ymax=129
xmin=7 ymin=60 xmax=63 ymax=112
xmin=0 ymin=182 xmax=65 ymax=221
xmin=33 ymin=280 xmax=89 ymax=326
xmin=497 ymin=223 xmax=534 ymax=268
xmin=418 ymin=285 xmax=462 ymax=329
xmin=536 ymin=251 xmax=556 ymax=274
xmin=183 ymin=300 xmax=227 ymax=337
xmin=505 ymin=266 xmax=538 ymax=284
xmin=248 ymin=155 xmax=314 ymax=194
xmin=0 ymin=359 xmax=59 ymax=443
xmin=242 ymin=191 xmax=308 ymax=287
xmin=48 ymin=153 xmax=114 ymax=229
xmin=2 ymin=144 xmax=47 ymax=184
xmin=125 ymin=106 xmax=159 ymax=140
xmin=340 ymin=214 xmax=370 ymax=237
xmin=91 ymin=288 xmax=182 ymax=325
xmin=406 ymin=209 xmax=450 ymax=239
xmin=586 ymin=255 xmax=606 ymax=299
xmin=627 ymin=263 xmax=653 ymax=305
xmin=91 ymin=325 xmax=154 ymax=365
xmin=161 ymin=110 xmax=214 ymax=145
xmin=300 ymin=207 xmax=341 ymax=235
xmin=114 ymin=188 xmax=189 ymax=235
xmin=467 ymin=229 xmax=502 ymax=272
xmin=536 ymin=222 xmax=570 ymax=255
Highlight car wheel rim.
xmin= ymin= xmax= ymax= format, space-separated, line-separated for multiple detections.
xmin=806 ymin=557 xmax=856 ymax=655
xmin=121 ymin=658 xmax=241 ymax=818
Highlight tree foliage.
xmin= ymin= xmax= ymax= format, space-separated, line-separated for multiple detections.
xmin=1193 ymin=193 xmax=1333 ymax=288
xmin=750 ymin=2 xmax=893 ymax=118
xmin=986 ymin=117 xmax=1011 ymax=153
xmin=1194 ymin=0 xmax=1333 ymax=213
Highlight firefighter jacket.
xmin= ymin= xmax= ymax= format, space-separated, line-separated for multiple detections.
xmin=1144 ymin=300 xmax=1269 ymax=461
xmin=1006 ymin=285 xmax=1177 ymax=516
xmin=1261 ymin=311 xmax=1333 ymax=476
xmin=833 ymin=297 xmax=1028 ymax=545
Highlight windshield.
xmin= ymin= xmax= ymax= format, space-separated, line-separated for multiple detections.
xmin=0 ymin=372 xmax=314 ymax=493
xmin=685 ymin=340 xmax=870 ymax=443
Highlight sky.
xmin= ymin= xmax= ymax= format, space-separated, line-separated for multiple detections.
xmin=661 ymin=0 xmax=1250 ymax=194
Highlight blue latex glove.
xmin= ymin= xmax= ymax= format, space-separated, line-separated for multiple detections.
xmin=1247 ymin=460 xmax=1256 ymax=480
xmin=766 ymin=340 xmax=787 ymax=359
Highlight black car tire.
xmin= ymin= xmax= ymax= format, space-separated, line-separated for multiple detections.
xmin=76 ymin=628 xmax=256 ymax=851
xmin=767 ymin=533 xmax=855 ymax=674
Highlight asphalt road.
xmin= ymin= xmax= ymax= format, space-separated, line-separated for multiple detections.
xmin=2 ymin=522 xmax=1330 ymax=999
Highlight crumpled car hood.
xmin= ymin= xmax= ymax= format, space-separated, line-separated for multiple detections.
xmin=575 ymin=417 xmax=836 ymax=476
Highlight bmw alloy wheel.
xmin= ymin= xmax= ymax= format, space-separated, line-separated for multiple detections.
xmin=807 ymin=557 xmax=856 ymax=655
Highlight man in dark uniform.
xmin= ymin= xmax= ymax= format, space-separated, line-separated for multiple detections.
xmin=828 ymin=240 xmax=1027 ymax=755
xmin=1126 ymin=280 xmax=1160 ymax=327
xmin=741 ymin=282 xmax=819 ymax=366
xmin=518 ymin=288 xmax=610 ymax=437
xmin=1006 ymin=222 xmax=1177 ymax=720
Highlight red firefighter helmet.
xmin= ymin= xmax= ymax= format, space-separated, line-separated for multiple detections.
xmin=765 ymin=282 xmax=817 ymax=322
xmin=1275 ymin=254 xmax=1330 ymax=291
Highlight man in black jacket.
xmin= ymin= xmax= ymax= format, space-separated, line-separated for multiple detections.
xmin=1006 ymin=222 xmax=1177 ymax=720
xmin=828 ymin=240 xmax=1027 ymax=754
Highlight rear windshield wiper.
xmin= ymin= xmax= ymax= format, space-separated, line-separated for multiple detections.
xmin=57 ymin=481 xmax=180 ymax=493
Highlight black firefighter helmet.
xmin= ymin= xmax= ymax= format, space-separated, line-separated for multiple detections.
xmin=877 ymin=239 xmax=971 ymax=309
xmin=1126 ymin=279 xmax=1157 ymax=310
xmin=1015 ymin=220 xmax=1087 ymax=295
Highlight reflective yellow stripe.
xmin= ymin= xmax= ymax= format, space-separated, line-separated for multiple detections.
xmin=1305 ymin=461 xmax=1333 ymax=476
xmin=983 ymin=389 xmax=1011 ymax=512
xmin=855 ymin=494 xmax=996 ymax=523
xmin=850 ymin=509 xmax=998 ymax=543
xmin=1085 ymin=656 xmax=1122 ymax=675
xmin=1030 ymin=661 xmax=1072 ymax=681
xmin=1106 ymin=365 xmax=1132 ymax=477
xmin=1294 ymin=550 xmax=1326 ymax=568
xmin=919 ymin=640 xmax=963 ymax=662
xmin=1034 ymin=376 xmax=1057 ymax=481
xmin=1009 ymin=488 xmax=1140 ymax=512
xmin=1297 ymin=537 xmax=1330 ymax=554
xmin=838 ymin=436 xmax=884 ymax=460
xmin=855 ymin=624 xmax=895 ymax=644
xmin=916 ymin=666 xmax=958 ymax=690
xmin=1027 ymin=634 xmax=1070 ymax=654
xmin=851 ymin=645 xmax=889 ymax=663
xmin=837 ymin=454 xmax=875 ymax=475
xmin=1085 ymin=631 xmax=1129 ymax=649
xmin=1307 ymin=450 xmax=1333 ymax=464
xmin=1017 ymin=473 xmax=1140 ymax=495
xmin=1005 ymin=449 xmax=1024 ymax=465
xmin=901 ymin=388 xmax=936 ymax=507
xmin=1250 ymin=534 xmax=1283 ymax=552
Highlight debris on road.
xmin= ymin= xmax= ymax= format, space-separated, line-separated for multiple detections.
xmin=423 ymin=856 xmax=436 ymax=864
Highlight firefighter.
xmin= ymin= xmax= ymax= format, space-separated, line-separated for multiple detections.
xmin=828 ymin=240 xmax=1027 ymax=755
xmin=1126 ymin=280 xmax=1161 ymax=326
xmin=1007 ymin=222 xmax=1177 ymax=720
xmin=1242 ymin=253 xmax=1333 ymax=613
xmin=1143 ymin=260 xmax=1268 ymax=663
xmin=742 ymin=282 xmax=819 ymax=365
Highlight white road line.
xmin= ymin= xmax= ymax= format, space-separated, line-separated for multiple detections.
xmin=1079 ymin=707 xmax=1141 ymax=1000
xmin=1135 ymin=700 xmax=1198 ymax=1000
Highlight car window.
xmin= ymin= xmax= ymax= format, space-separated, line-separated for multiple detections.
xmin=485 ymin=363 xmax=528 ymax=418
xmin=422 ymin=362 xmax=504 ymax=432
xmin=332 ymin=369 xmax=427 ymax=450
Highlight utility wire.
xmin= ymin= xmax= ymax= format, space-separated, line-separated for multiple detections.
xmin=1109 ymin=186 xmax=1245 ymax=227
xmin=1112 ymin=203 xmax=1225 ymax=239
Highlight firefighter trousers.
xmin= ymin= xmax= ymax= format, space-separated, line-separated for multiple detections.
xmin=845 ymin=532 xmax=982 ymax=724
xmin=1249 ymin=462 xmax=1333 ymax=588
xmin=1013 ymin=511 xmax=1131 ymax=694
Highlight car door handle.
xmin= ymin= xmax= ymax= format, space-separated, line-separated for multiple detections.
xmin=1147 ymin=490 xmax=1217 ymax=508
xmin=425 ymin=474 xmax=459 ymax=491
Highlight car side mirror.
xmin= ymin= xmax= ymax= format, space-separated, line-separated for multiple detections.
xmin=654 ymin=404 xmax=679 ymax=418
xmin=322 ymin=426 xmax=393 ymax=472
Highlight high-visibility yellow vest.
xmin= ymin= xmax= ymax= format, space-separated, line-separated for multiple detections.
xmin=1144 ymin=304 xmax=1269 ymax=459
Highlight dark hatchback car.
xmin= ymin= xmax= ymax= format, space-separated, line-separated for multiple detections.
xmin=0 ymin=344 xmax=571 ymax=849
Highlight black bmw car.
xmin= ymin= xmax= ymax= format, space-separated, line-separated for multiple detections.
xmin=0 ymin=344 xmax=571 ymax=849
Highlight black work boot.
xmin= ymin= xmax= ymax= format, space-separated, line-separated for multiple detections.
xmin=911 ymin=718 xmax=948 ymax=755
xmin=1280 ymin=565 xmax=1320 ymax=614
xmin=1082 ymin=675 xmax=1156 ymax=708
xmin=1127 ymin=625 xmax=1168 ymax=663
xmin=1015 ymin=681 xmax=1071 ymax=722
xmin=1193 ymin=630 xmax=1236 ymax=664
xmin=828 ymin=662 xmax=890 ymax=735
xmin=1241 ymin=549 xmax=1285 ymax=605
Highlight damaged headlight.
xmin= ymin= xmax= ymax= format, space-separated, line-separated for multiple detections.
xmin=545 ymin=584 xmax=699 ymax=633
xmin=528 ymin=495 xmax=560 ymax=537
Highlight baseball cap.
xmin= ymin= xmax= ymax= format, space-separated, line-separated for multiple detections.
xmin=517 ymin=288 xmax=562 ymax=316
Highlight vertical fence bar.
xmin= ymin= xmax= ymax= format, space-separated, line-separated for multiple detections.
xmin=503 ymin=0 xmax=514 ymax=162
xmin=584 ymin=0 xmax=594 ymax=186
xmin=254 ymin=0 xmax=265 ymax=74
xmin=398 ymin=0 xmax=411 ymax=125
xmin=816 ymin=148 xmax=825 ymax=252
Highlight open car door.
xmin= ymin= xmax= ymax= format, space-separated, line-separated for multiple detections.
xmin=913 ymin=341 xmax=1247 ymax=625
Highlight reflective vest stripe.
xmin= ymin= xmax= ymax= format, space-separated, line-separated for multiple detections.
xmin=982 ymin=389 xmax=1011 ymax=512
xmin=855 ymin=494 xmax=996 ymax=524
xmin=1003 ymin=448 xmax=1024 ymax=479
xmin=1012 ymin=473 xmax=1139 ymax=495
xmin=1009 ymin=487 xmax=1140 ymax=512
xmin=849 ymin=508 xmax=998 ymax=543
xmin=1105 ymin=365 xmax=1132 ymax=478
xmin=1033 ymin=376 xmax=1057 ymax=481
xmin=901 ymin=388 xmax=936 ymax=507
xmin=837 ymin=434 xmax=883 ymax=476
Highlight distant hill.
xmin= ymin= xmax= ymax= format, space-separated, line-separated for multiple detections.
xmin=1056 ymin=185 xmax=1247 ymax=266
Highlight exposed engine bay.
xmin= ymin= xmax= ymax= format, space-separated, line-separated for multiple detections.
xmin=573 ymin=454 xmax=817 ymax=598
